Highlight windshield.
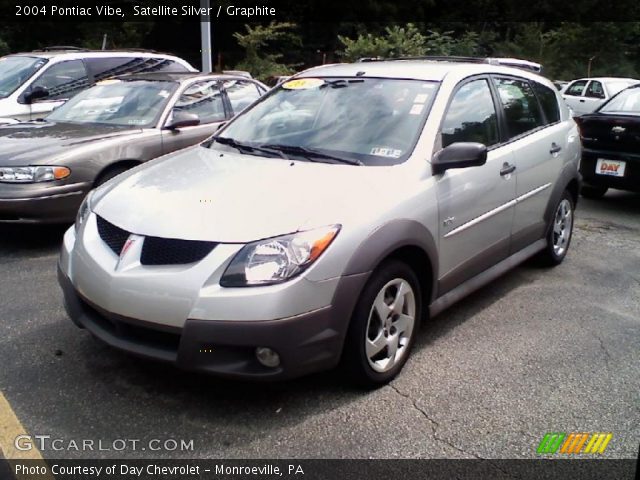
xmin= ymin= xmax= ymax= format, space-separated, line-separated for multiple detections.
xmin=0 ymin=56 xmax=48 ymax=99
xmin=47 ymin=80 xmax=177 ymax=127
xmin=599 ymin=87 xmax=640 ymax=114
xmin=215 ymin=77 xmax=439 ymax=166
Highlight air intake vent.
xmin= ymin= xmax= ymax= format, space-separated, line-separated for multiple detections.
xmin=96 ymin=216 xmax=130 ymax=255
xmin=140 ymin=237 xmax=217 ymax=266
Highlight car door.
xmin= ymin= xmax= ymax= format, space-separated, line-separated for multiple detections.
xmin=582 ymin=80 xmax=606 ymax=113
xmin=435 ymin=77 xmax=517 ymax=295
xmin=492 ymin=76 xmax=566 ymax=252
xmin=562 ymin=79 xmax=588 ymax=115
xmin=22 ymin=59 xmax=90 ymax=120
xmin=161 ymin=79 xmax=229 ymax=154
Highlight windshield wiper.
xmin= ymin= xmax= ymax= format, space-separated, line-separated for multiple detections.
xmin=212 ymin=136 xmax=287 ymax=159
xmin=260 ymin=144 xmax=363 ymax=166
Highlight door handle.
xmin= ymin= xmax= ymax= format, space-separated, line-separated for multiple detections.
xmin=550 ymin=143 xmax=562 ymax=154
xmin=500 ymin=162 xmax=516 ymax=176
xmin=579 ymin=99 xmax=585 ymax=103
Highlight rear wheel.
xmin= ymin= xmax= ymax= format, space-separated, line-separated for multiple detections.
xmin=343 ymin=260 xmax=421 ymax=387
xmin=581 ymin=185 xmax=608 ymax=199
xmin=538 ymin=190 xmax=574 ymax=266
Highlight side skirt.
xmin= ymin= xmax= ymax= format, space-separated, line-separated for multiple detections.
xmin=429 ymin=238 xmax=546 ymax=318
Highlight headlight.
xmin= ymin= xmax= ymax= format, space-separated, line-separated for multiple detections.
xmin=75 ymin=190 xmax=94 ymax=233
xmin=0 ymin=166 xmax=71 ymax=183
xmin=220 ymin=225 xmax=340 ymax=287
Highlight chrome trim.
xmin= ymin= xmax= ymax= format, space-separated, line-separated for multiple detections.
xmin=444 ymin=199 xmax=516 ymax=238
xmin=444 ymin=183 xmax=551 ymax=238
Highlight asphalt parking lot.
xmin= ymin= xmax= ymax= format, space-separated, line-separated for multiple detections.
xmin=0 ymin=191 xmax=638 ymax=460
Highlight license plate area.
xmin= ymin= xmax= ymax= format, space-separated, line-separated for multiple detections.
xmin=595 ymin=158 xmax=626 ymax=177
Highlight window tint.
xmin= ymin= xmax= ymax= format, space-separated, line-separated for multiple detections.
xmin=223 ymin=80 xmax=262 ymax=113
xmin=494 ymin=78 xmax=544 ymax=138
xmin=86 ymin=57 xmax=189 ymax=82
xmin=585 ymin=80 xmax=605 ymax=99
xmin=441 ymin=79 xmax=499 ymax=148
xmin=172 ymin=80 xmax=225 ymax=124
xmin=565 ymin=80 xmax=587 ymax=96
xmin=31 ymin=60 xmax=89 ymax=100
xmin=532 ymin=82 xmax=560 ymax=124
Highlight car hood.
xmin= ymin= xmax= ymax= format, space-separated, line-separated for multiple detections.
xmin=0 ymin=121 xmax=142 ymax=165
xmin=94 ymin=146 xmax=389 ymax=243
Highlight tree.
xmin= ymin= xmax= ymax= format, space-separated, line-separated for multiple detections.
xmin=233 ymin=22 xmax=300 ymax=81
xmin=338 ymin=24 xmax=428 ymax=61
xmin=338 ymin=24 xmax=480 ymax=61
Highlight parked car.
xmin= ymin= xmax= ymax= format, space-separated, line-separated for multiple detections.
xmin=0 ymin=47 xmax=196 ymax=122
xmin=576 ymin=84 xmax=640 ymax=198
xmin=562 ymin=77 xmax=640 ymax=116
xmin=553 ymin=80 xmax=568 ymax=91
xmin=58 ymin=59 xmax=580 ymax=386
xmin=0 ymin=72 xmax=267 ymax=223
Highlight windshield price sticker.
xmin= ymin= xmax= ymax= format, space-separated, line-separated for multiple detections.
xmin=282 ymin=78 xmax=325 ymax=90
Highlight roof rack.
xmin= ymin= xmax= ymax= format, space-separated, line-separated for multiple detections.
xmin=357 ymin=56 xmax=543 ymax=73
xmin=33 ymin=46 xmax=90 ymax=52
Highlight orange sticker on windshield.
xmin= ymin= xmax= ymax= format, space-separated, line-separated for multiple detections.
xmin=282 ymin=78 xmax=324 ymax=90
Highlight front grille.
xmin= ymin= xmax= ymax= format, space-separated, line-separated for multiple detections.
xmin=96 ymin=216 xmax=130 ymax=255
xmin=140 ymin=237 xmax=217 ymax=266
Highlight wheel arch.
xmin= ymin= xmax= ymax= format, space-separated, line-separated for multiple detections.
xmin=544 ymin=165 xmax=581 ymax=226
xmin=94 ymin=159 xmax=142 ymax=187
xmin=342 ymin=220 xmax=439 ymax=312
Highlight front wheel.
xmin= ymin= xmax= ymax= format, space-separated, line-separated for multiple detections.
xmin=537 ymin=190 xmax=575 ymax=266
xmin=343 ymin=260 xmax=422 ymax=387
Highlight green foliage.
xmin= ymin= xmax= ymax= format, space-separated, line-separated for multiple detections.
xmin=233 ymin=22 xmax=300 ymax=81
xmin=338 ymin=24 xmax=480 ymax=61
xmin=0 ymin=37 xmax=9 ymax=56
xmin=338 ymin=24 xmax=428 ymax=61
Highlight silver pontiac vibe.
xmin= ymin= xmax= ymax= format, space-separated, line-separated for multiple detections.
xmin=58 ymin=59 xmax=581 ymax=386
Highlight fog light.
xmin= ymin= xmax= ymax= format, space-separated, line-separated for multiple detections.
xmin=255 ymin=347 xmax=280 ymax=368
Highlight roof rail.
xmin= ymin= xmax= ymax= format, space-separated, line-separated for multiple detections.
xmin=34 ymin=46 xmax=90 ymax=52
xmin=116 ymin=48 xmax=159 ymax=53
xmin=357 ymin=56 xmax=542 ymax=73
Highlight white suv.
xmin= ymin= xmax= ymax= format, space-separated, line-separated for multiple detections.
xmin=562 ymin=77 xmax=640 ymax=116
xmin=0 ymin=48 xmax=195 ymax=122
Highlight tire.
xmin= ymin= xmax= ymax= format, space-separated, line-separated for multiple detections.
xmin=580 ymin=185 xmax=608 ymax=199
xmin=342 ymin=260 xmax=422 ymax=388
xmin=537 ymin=190 xmax=575 ymax=266
xmin=95 ymin=166 xmax=130 ymax=187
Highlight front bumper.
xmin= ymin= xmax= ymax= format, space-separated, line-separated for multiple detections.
xmin=58 ymin=265 xmax=368 ymax=380
xmin=0 ymin=182 xmax=90 ymax=223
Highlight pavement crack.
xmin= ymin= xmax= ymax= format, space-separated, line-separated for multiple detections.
xmin=594 ymin=334 xmax=612 ymax=365
xmin=388 ymin=384 xmax=523 ymax=478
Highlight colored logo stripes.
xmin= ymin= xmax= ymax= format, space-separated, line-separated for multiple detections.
xmin=537 ymin=433 xmax=612 ymax=454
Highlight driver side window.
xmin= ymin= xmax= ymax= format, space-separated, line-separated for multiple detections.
xmin=441 ymin=79 xmax=499 ymax=148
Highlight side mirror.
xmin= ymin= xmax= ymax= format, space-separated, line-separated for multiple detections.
xmin=23 ymin=86 xmax=50 ymax=104
xmin=164 ymin=111 xmax=200 ymax=131
xmin=432 ymin=142 xmax=487 ymax=175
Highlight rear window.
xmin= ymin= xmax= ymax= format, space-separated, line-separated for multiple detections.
xmin=86 ymin=57 xmax=189 ymax=82
xmin=494 ymin=77 xmax=545 ymax=138
xmin=532 ymin=82 xmax=560 ymax=124
xmin=600 ymin=87 xmax=640 ymax=114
